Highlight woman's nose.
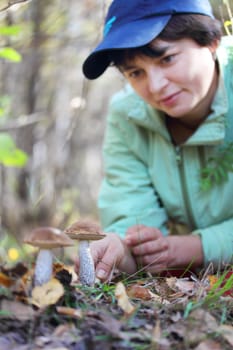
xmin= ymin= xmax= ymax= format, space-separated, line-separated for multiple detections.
xmin=147 ymin=68 xmax=167 ymax=94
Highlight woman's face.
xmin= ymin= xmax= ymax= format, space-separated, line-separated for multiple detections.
xmin=121 ymin=38 xmax=218 ymax=124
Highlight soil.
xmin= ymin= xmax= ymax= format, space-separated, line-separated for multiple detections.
xmin=0 ymin=263 xmax=232 ymax=350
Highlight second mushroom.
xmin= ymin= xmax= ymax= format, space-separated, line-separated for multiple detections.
xmin=64 ymin=220 xmax=105 ymax=286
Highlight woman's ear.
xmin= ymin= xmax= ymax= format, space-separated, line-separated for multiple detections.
xmin=209 ymin=39 xmax=220 ymax=59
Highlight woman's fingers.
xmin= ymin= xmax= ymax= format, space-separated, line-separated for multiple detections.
xmin=92 ymin=233 xmax=137 ymax=281
xmin=131 ymin=237 xmax=169 ymax=256
xmin=125 ymin=224 xmax=163 ymax=246
xmin=135 ymin=250 xmax=169 ymax=273
xmin=94 ymin=246 xmax=118 ymax=281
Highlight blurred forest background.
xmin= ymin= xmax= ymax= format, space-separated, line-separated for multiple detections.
xmin=0 ymin=0 xmax=231 ymax=244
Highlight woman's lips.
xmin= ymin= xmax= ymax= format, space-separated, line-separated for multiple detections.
xmin=159 ymin=91 xmax=182 ymax=107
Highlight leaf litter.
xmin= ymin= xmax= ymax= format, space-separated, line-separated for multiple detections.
xmin=0 ymin=261 xmax=232 ymax=350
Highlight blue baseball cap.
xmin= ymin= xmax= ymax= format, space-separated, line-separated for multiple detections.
xmin=83 ymin=0 xmax=214 ymax=79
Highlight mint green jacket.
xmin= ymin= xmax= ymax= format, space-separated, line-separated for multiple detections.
xmin=98 ymin=36 xmax=233 ymax=268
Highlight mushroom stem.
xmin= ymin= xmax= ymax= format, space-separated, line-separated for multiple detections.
xmin=34 ymin=249 xmax=53 ymax=286
xmin=78 ymin=240 xmax=95 ymax=286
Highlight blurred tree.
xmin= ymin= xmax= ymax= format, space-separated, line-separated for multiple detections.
xmin=0 ymin=0 xmax=123 ymax=239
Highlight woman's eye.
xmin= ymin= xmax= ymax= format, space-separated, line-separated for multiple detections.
xmin=161 ymin=54 xmax=175 ymax=64
xmin=128 ymin=70 xmax=142 ymax=78
xmin=126 ymin=69 xmax=141 ymax=79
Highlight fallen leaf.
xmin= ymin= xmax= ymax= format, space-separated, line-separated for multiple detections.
xmin=151 ymin=319 xmax=161 ymax=342
xmin=0 ymin=299 xmax=36 ymax=320
xmin=97 ymin=311 xmax=123 ymax=337
xmin=151 ymin=319 xmax=171 ymax=349
xmin=127 ymin=282 xmax=170 ymax=304
xmin=194 ymin=339 xmax=222 ymax=350
xmin=185 ymin=309 xmax=218 ymax=345
xmin=0 ymin=272 xmax=14 ymax=287
xmin=56 ymin=306 xmax=83 ymax=319
xmin=207 ymin=275 xmax=219 ymax=288
xmin=166 ymin=277 xmax=196 ymax=293
xmin=52 ymin=323 xmax=75 ymax=337
xmin=127 ymin=284 xmax=154 ymax=300
xmin=219 ymin=324 xmax=233 ymax=346
xmin=30 ymin=278 xmax=64 ymax=308
xmin=115 ymin=282 xmax=135 ymax=316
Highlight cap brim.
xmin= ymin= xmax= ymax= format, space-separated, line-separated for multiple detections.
xmin=83 ymin=15 xmax=171 ymax=79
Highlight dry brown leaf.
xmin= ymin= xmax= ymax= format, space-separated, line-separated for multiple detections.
xmin=127 ymin=284 xmax=154 ymax=300
xmin=165 ymin=277 xmax=177 ymax=290
xmin=151 ymin=319 xmax=161 ymax=342
xmin=56 ymin=306 xmax=83 ymax=319
xmin=185 ymin=309 xmax=218 ymax=345
xmin=166 ymin=277 xmax=195 ymax=293
xmin=115 ymin=282 xmax=135 ymax=316
xmin=219 ymin=324 xmax=233 ymax=346
xmin=194 ymin=339 xmax=222 ymax=350
xmin=127 ymin=282 xmax=170 ymax=304
xmin=207 ymin=275 xmax=219 ymax=288
xmin=10 ymin=269 xmax=34 ymax=297
xmin=0 ymin=272 xmax=14 ymax=287
xmin=151 ymin=319 xmax=171 ymax=348
xmin=30 ymin=278 xmax=64 ymax=308
xmin=0 ymin=299 xmax=36 ymax=320
xmin=52 ymin=323 xmax=75 ymax=337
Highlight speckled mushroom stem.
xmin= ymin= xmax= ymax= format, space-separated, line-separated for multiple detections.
xmin=78 ymin=240 xmax=95 ymax=286
xmin=34 ymin=249 xmax=53 ymax=286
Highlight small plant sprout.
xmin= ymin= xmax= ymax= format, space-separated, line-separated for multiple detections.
xmin=24 ymin=227 xmax=74 ymax=286
xmin=64 ymin=220 xmax=105 ymax=286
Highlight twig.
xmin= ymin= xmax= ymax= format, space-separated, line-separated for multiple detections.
xmin=0 ymin=112 xmax=46 ymax=131
xmin=0 ymin=0 xmax=30 ymax=12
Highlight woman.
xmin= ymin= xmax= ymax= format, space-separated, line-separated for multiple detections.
xmin=79 ymin=0 xmax=233 ymax=281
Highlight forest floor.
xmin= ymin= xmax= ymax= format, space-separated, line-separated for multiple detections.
xmin=0 ymin=259 xmax=233 ymax=350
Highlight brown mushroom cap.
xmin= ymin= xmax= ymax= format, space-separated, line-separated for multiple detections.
xmin=24 ymin=226 xmax=74 ymax=249
xmin=64 ymin=220 xmax=106 ymax=241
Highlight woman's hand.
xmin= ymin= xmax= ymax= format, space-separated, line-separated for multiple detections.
xmin=125 ymin=224 xmax=204 ymax=273
xmin=75 ymin=233 xmax=137 ymax=281
xmin=125 ymin=224 xmax=171 ymax=273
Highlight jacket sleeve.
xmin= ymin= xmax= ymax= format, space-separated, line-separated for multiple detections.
xmin=193 ymin=221 xmax=233 ymax=268
xmin=98 ymin=100 xmax=168 ymax=238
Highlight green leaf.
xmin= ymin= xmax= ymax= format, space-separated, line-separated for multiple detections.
xmin=0 ymin=47 xmax=21 ymax=62
xmin=200 ymin=142 xmax=233 ymax=191
xmin=0 ymin=133 xmax=28 ymax=167
xmin=0 ymin=25 xmax=21 ymax=36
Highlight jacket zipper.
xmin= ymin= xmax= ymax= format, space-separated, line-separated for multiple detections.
xmin=175 ymin=146 xmax=196 ymax=229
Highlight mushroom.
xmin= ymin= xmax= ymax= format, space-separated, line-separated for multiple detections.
xmin=24 ymin=227 xmax=74 ymax=286
xmin=64 ymin=220 xmax=105 ymax=286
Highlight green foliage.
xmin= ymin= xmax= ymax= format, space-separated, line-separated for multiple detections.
xmin=0 ymin=25 xmax=21 ymax=36
xmin=0 ymin=24 xmax=27 ymax=168
xmin=0 ymin=47 xmax=21 ymax=62
xmin=0 ymin=133 xmax=28 ymax=167
xmin=204 ymin=270 xmax=233 ymax=303
xmin=0 ymin=95 xmax=10 ymax=119
xmin=0 ymin=24 xmax=22 ymax=62
xmin=222 ymin=0 xmax=233 ymax=35
xmin=184 ymin=269 xmax=233 ymax=318
xmin=77 ymin=282 xmax=116 ymax=304
xmin=200 ymin=143 xmax=233 ymax=191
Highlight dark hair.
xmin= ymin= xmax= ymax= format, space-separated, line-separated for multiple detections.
xmin=109 ymin=14 xmax=222 ymax=66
